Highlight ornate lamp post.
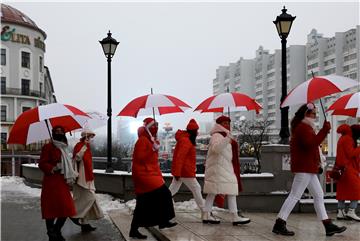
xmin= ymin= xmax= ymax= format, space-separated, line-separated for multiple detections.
xmin=273 ymin=6 xmax=296 ymax=144
xmin=99 ymin=31 xmax=119 ymax=173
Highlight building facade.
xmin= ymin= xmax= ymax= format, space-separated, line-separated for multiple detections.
xmin=1 ymin=4 xmax=56 ymax=150
xmin=213 ymin=26 xmax=359 ymax=153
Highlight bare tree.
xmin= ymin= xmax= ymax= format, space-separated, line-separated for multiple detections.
xmin=233 ymin=118 xmax=273 ymax=173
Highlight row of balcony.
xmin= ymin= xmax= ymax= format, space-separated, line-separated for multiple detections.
xmin=1 ymin=88 xmax=46 ymax=99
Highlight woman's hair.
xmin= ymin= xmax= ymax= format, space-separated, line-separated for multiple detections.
xmin=350 ymin=124 xmax=360 ymax=147
xmin=290 ymin=103 xmax=315 ymax=133
xmin=187 ymin=130 xmax=197 ymax=146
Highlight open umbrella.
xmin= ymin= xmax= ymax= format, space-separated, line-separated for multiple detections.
xmin=7 ymin=103 xmax=89 ymax=145
xmin=327 ymin=92 xmax=360 ymax=117
xmin=194 ymin=92 xmax=262 ymax=116
xmin=118 ymin=93 xmax=191 ymax=118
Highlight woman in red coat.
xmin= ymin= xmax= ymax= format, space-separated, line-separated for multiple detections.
xmin=39 ymin=126 xmax=77 ymax=241
xmin=169 ymin=119 xmax=205 ymax=212
xmin=272 ymin=103 xmax=346 ymax=237
xmin=129 ymin=118 xmax=176 ymax=239
xmin=335 ymin=124 xmax=360 ymax=221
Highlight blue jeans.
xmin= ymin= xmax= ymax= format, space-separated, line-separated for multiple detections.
xmin=338 ymin=200 xmax=358 ymax=209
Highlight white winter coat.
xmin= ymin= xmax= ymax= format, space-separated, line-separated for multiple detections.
xmin=203 ymin=124 xmax=238 ymax=195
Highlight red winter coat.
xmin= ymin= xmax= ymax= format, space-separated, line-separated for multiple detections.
xmin=335 ymin=124 xmax=360 ymax=200
xmin=39 ymin=143 xmax=77 ymax=219
xmin=171 ymin=130 xmax=196 ymax=178
xmin=132 ymin=127 xmax=164 ymax=194
xmin=290 ymin=122 xmax=330 ymax=173
xmin=73 ymin=141 xmax=94 ymax=181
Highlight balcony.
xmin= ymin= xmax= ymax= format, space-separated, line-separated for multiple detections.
xmin=1 ymin=88 xmax=46 ymax=99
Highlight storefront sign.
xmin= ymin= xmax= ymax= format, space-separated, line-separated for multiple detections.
xmin=1 ymin=26 xmax=45 ymax=51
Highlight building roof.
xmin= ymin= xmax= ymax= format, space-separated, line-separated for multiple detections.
xmin=1 ymin=4 xmax=46 ymax=39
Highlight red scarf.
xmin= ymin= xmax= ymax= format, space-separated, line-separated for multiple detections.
xmin=74 ymin=141 xmax=94 ymax=182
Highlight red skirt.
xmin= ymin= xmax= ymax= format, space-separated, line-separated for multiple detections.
xmin=40 ymin=173 xmax=76 ymax=219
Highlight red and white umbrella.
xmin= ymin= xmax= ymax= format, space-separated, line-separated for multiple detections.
xmin=327 ymin=92 xmax=360 ymax=117
xmin=194 ymin=92 xmax=262 ymax=114
xmin=8 ymin=103 xmax=89 ymax=145
xmin=281 ymin=75 xmax=358 ymax=107
xmin=118 ymin=93 xmax=191 ymax=118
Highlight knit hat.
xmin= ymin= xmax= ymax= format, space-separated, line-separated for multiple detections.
xmin=143 ymin=117 xmax=157 ymax=128
xmin=186 ymin=119 xmax=199 ymax=131
xmin=216 ymin=115 xmax=231 ymax=124
xmin=81 ymin=129 xmax=95 ymax=137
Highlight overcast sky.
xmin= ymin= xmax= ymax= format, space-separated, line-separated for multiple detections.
xmin=6 ymin=0 xmax=360 ymax=135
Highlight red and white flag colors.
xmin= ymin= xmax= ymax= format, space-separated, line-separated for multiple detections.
xmin=118 ymin=94 xmax=191 ymax=117
xmin=281 ymin=75 xmax=358 ymax=107
xmin=194 ymin=92 xmax=261 ymax=114
xmin=327 ymin=92 xmax=360 ymax=117
xmin=8 ymin=103 xmax=89 ymax=145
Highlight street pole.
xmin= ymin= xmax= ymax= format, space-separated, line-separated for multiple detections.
xmin=279 ymin=37 xmax=290 ymax=144
xmin=106 ymin=53 xmax=113 ymax=173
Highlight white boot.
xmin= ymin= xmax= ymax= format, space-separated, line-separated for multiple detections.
xmin=337 ymin=209 xmax=347 ymax=220
xmin=346 ymin=208 xmax=360 ymax=221
xmin=202 ymin=212 xmax=220 ymax=224
xmin=231 ymin=212 xmax=251 ymax=226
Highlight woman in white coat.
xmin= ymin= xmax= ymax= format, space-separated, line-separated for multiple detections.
xmin=202 ymin=115 xmax=250 ymax=225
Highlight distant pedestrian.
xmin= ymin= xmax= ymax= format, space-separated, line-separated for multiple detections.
xmin=335 ymin=124 xmax=360 ymax=221
xmin=39 ymin=126 xmax=78 ymax=241
xmin=202 ymin=115 xmax=251 ymax=225
xmin=272 ymin=103 xmax=346 ymax=236
xmin=130 ymin=118 xmax=177 ymax=239
xmin=169 ymin=119 xmax=205 ymax=216
xmin=70 ymin=129 xmax=104 ymax=232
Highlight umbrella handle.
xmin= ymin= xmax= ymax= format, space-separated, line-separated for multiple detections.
xmin=45 ymin=119 xmax=53 ymax=140
xmin=319 ymin=99 xmax=327 ymax=122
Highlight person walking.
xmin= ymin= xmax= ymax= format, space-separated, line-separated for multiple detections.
xmin=335 ymin=124 xmax=360 ymax=221
xmin=169 ymin=119 xmax=205 ymax=215
xmin=129 ymin=118 xmax=177 ymax=239
xmin=272 ymin=103 xmax=346 ymax=236
xmin=202 ymin=115 xmax=251 ymax=226
xmin=39 ymin=126 xmax=78 ymax=241
xmin=70 ymin=129 xmax=104 ymax=231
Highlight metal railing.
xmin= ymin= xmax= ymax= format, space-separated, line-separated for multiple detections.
xmin=1 ymin=87 xmax=46 ymax=98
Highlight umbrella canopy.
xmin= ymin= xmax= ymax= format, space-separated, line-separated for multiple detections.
xmin=281 ymin=75 xmax=358 ymax=107
xmin=327 ymin=92 xmax=360 ymax=117
xmin=194 ymin=92 xmax=262 ymax=114
xmin=118 ymin=94 xmax=191 ymax=117
xmin=7 ymin=103 xmax=89 ymax=145
xmin=81 ymin=111 xmax=108 ymax=130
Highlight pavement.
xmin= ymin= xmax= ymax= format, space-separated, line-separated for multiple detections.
xmin=1 ymin=188 xmax=125 ymax=241
xmin=109 ymin=207 xmax=360 ymax=241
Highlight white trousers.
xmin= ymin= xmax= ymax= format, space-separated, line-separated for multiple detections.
xmin=278 ymin=173 xmax=328 ymax=221
xmin=203 ymin=193 xmax=238 ymax=213
xmin=169 ymin=177 xmax=205 ymax=210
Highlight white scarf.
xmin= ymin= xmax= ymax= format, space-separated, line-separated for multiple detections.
xmin=53 ymin=140 xmax=78 ymax=184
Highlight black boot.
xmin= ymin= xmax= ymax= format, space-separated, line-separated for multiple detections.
xmin=46 ymin=228 xmax=58 ymax=241
xmin=81 ymin=224 xmax=97 ymax=232
xmin=158 ymin=221 xmax=177 ymax=229
xmin=272 ymin=218 xmax=295 ymax=236
xmin=323 ymin=219 xmax=346 ymax=236
xmin=129 ymin=227 xmax=147 ymax=239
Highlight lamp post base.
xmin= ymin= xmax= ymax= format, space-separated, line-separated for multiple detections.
xmin=105 ymin=167 xmax=114 ymax=173
xmin=278 ymin=137 xmax=289 ymax=145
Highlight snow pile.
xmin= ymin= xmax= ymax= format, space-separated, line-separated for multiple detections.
xmin=0 ymin=176 xmax=41 ymax=198
xmin=174 ymin=199 xmax=199 ymax=211
xmin=96 ymin=193 xmax=126 ymax=214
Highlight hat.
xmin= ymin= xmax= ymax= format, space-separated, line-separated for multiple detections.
xmin=216 ymin=115 xmax=231 ymax=124
xmin=186 ymin=119 xmax=199 ymax=131
xmin=143 ymin=117 xmax=157 ymax=128
xmin=81 ymin=129 xmax=95 ymax=137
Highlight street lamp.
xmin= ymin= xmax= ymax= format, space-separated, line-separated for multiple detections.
xmin=99 ymin=31 xmax=119 ymax=173
xmin=273 ymin=6 xmax=296 ymax=144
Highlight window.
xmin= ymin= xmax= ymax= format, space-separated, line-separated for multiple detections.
xmin=1 ymin=105 xmax=6 ymax=122
xmin=1 ymin=48 xmax=6 ymax=66
xmin=1 ymin=132 xmax=7 ymax=150
xmin=39 ymin=56 xmax=43 ymax=73
xmin=21 ymin=51 xmax=30 ymax=68
xmin=39 ymin=82 xmax=43 ymax=96
xmin=1 ymin=77 xmax=5 ymax=94
xmin=21 ymin=79 xmax=30 ymax=95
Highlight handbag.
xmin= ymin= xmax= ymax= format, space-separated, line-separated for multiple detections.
xmin=329 ymin=165 xmax=345 ymax=180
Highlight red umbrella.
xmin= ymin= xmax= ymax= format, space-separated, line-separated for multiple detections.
xmin=327 ymin=92 xmax=360 ymax=117
xmin=281 ymin=75 xmax=358 ymax=107
xmin=8 ymin=103 xmax=89 ymax=145
xmin=118 ymin=93 xmax=191 ymax=118
xmin=194 ymin=92 xmax=262 ymax=115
